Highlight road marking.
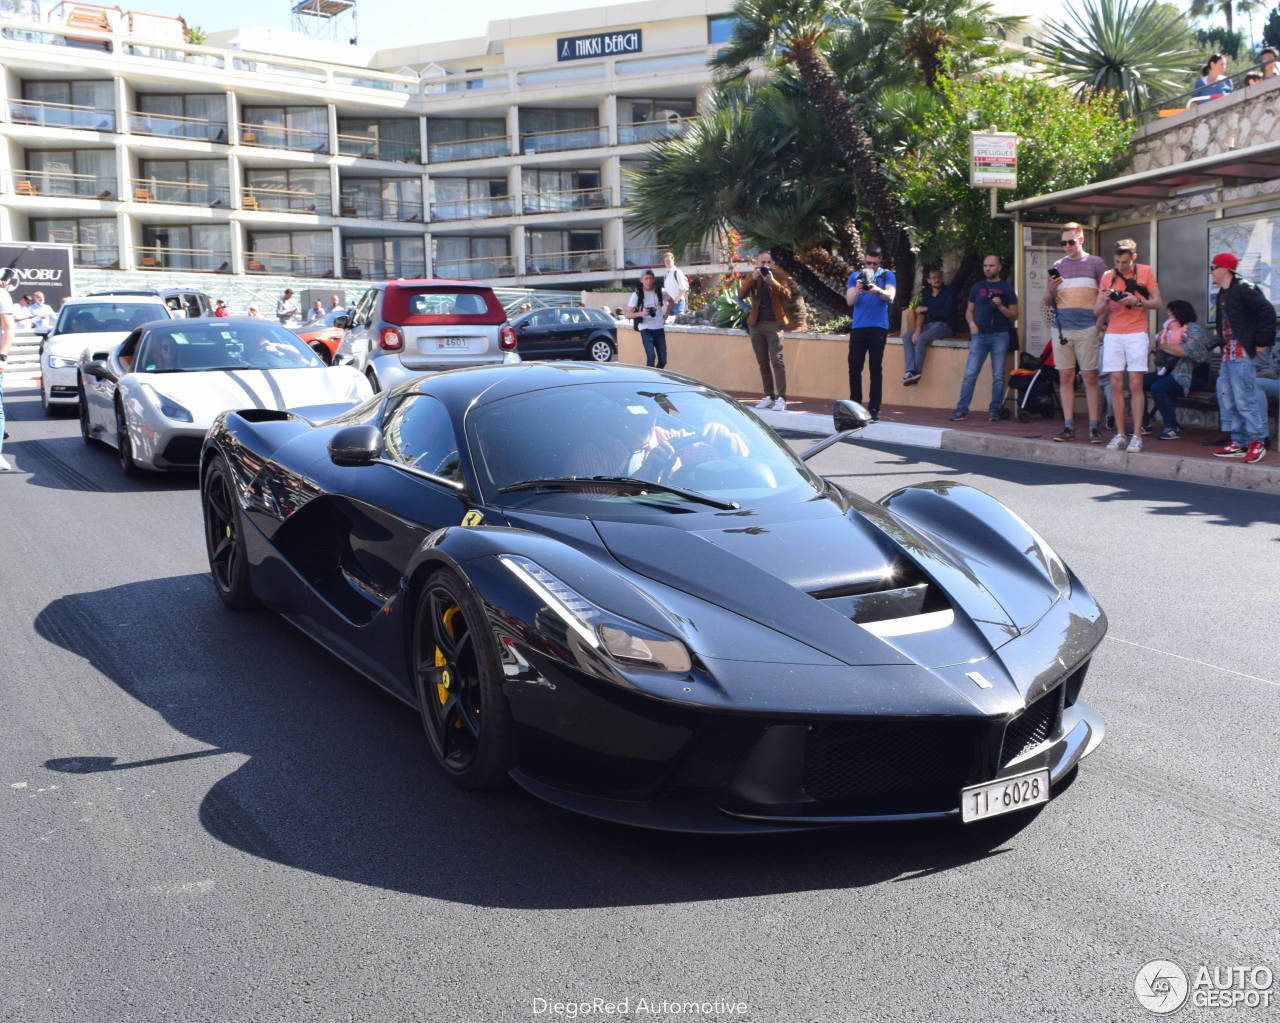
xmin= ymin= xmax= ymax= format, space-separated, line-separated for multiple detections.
xmin=1109 ymin=635 xmax=1279 ymax=688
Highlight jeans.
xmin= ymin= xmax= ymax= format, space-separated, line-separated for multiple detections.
xmin=640 ymin=328 xmax=667 ymax=369
xmin=1217 ymin=356 xmax=1267 ymax=444
xmin=1143 ymin=371 xmax=1184 ymax=428
xmin=901 ymin=321 xmax=950 ymax=376
xmin=848 ymin=327 xmax=887 ymax=413
xmin=749 ymin=322 xmax=786 ymax=398
xmin=956 ymin=331 xmax=1010 ymax=414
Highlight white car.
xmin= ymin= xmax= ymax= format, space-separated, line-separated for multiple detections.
xmin=41 ymin=295 xmax=174 ymax=415
xmin=78 ymin=318 xmax=373 ymax=474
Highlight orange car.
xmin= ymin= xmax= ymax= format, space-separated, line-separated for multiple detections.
xmin=293 ymin=309 xmax=348 ymax=363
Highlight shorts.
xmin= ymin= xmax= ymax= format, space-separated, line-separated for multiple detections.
xmin=1053 ymin=326 xmax=1099 ymax=373
xmin=1101 ymin=332 xmax=1150 ymax=372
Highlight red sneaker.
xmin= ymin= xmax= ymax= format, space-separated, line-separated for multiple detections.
xmin=1244 ymin=440 xmax=1266 ymax=464
xmin=1213 ymin=442 xmax=1246 ymax=458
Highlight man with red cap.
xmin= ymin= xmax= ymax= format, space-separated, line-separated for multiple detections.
xmin=1209 ymin=252 xmax=1276 ymax=463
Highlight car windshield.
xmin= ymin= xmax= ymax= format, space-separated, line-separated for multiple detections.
xmin=57 ymin=302 xmax=169 ymax=334
xmin=468 ymin=382 xmax=823 ymax=508
xmin=134 ymin=323 xmax=324 ymax=373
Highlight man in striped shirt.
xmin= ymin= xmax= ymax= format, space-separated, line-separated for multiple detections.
xmin=1044 ymin=222 xmax=1108 ymax=443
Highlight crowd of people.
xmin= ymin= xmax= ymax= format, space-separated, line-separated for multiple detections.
xmin=1190 ymin=46 xmax=1277 ymax=100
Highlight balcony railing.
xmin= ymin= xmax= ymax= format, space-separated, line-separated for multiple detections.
xmin=521 ymin=125 xmax=607 ymax=155
xmin=526 ymin=248 xmax=613 ymax=275
xmin=131 ymin=179 xmax=231 ymax=207
xmin=336 ymin=132 xmax=421 ymax=163
xmin=136 ymin=245 xmax=232 ymax=273
xmin=9 ymin=169 xmax=117 ymax=200
xmin=238 ymin=122 xmax=331 ymax=154
xmin=7 ymin=98 xmax=115 ymax=132
xmin=241 ymin=186 xmax=331 ymax=215
xmin=339 ymin=195 xmax=425 ymax=221
xmin=341 ymin=256 xmax=427 ymax=280
xmin=522 ymin=186 xmax=613 ymax=215
xmin=129 ymin=110 xmax=228 ymax=143
xmin=429 ymin=196 xmax=513 ymax=222
xmin=245 ymin=251 xmax=334 ymax=277
xmin=69 ymin=243 xmax=120 ymax=267
xmin=617 ymin=117 xmax=694 ymax=145
xmin=423 ymin=72 xmax=510 ymax=95
xmin=432 ymin=256 xmax=517 ymax=280
xmin=426 ymin=135 xmax=511 ymax=163
xmin=623 ymin=247 xmax=671 ymax=269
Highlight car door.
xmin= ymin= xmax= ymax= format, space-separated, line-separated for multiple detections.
xmin=82 ymin=328 xmax=141 ymax=438
xmin=514 ymin=308 xmax=554 ymax=359
xmin=341 ymin=287 xmax=378 ymax=371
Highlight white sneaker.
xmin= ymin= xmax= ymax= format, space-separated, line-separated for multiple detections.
xmin=1126 ymin=435 xmax=1142 ymax=453
xmin=1105 ymin=434 xmax=1128 ymax=450
xmin=0 ymin=454 xmax=10 ymax=472
xmin=755 ymin=396 xmax=773 ymax=409
xmin=771 ymin=397 xmax=787 ymax=411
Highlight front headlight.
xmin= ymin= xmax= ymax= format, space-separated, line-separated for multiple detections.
xmin=499 ymin=555 xmax=692 ymax=674
xmin=156 ymin=393 xmax=194 ymax=423
xmin=1017 ymin=518 xmax=1071 ymax=599
xmin=47 ymin=355 xmax=77 ymax=369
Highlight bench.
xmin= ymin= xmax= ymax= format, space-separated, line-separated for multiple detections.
xmin=1172 ymin=352 xmax=1280 ymax=432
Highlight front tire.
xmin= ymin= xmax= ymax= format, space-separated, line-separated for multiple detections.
xmin=115 ymin=403 xmax=140 ymax=476
xmin=202 ymin=455 xmax=259 ymax=610
xmin=411 ymin=572 xmax=514 ymax=788
xmin=365 ymin=367 xmax=381 ymax=394
xmin=78 ymin=379 xmax=95 ymax=446
xmin=586 ymin=337 xmax=616 ymax=363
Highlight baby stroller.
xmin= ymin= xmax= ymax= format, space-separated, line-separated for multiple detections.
xmin=1005 ymin=346 xmax=1060 ymax=423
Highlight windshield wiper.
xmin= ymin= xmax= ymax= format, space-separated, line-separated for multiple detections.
xmin=498 ymin=475 xmax=739 ymax=510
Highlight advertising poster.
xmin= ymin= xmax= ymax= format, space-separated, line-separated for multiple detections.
xmin=1206 ymin=214 xmax=1280 ymax=326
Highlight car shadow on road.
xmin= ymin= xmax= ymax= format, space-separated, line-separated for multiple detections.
xmin=36 ymin=574 xmax=1047 ymax=910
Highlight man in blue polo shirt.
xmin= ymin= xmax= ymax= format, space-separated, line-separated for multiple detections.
xmin=950 ymin=254 xmax=1018 ymax=422
xmin=846 ymin=245 xmax=897 ymax=421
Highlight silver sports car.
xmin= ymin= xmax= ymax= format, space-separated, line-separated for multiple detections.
xmin=78 ymin=317 xmax=373 ymax=474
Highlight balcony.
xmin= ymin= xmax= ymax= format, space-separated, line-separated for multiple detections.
xmin=423 ymin=71 xmax=511 ymax=95
xmin=7 ymin=98 xmax=115 ymax=132
xmin=131 ymin=178 xmax=230 ymax=207
xmin=238 ymin=122 xmax=331 ymax=155
xmin=245 ymin=251 xmax=334 ymax=277
xmin=69 ymin=243 xmax=119 ymax=268
xmin=8 ymin=169 xmax=117 ymax=200
xmin=432 ymin=256 xmax=517 ymax=280
xmin=522 ymin=186 xmax=613 ymax=215
xmin=341 ymin=256 xmax=427 ymax=280
xmin=136 ymin=245 xmax=232 ymax=273
xmin=526 ymin=248 xmax=613 ymax=275
xmin=429 ymin=196 xmax=513 ymax=222
xmin=427 ymin=135 xmax=511 ymax=163
xmin=617 ymin=117 xmax=693 ymax=146
xmin=241 ymin=186 xmax=330 ymax=215
xmin=339 ymin=194 xmax=425 ymax=221
xmin=623 ymin=246 xmax=670 ymax=269
xmin=336 ymin=133 xmax=420 ymax=164
xmin=520 ymin=125 xmax=607 ymax=155
xmin=129 ymin=110 xmax=228 ymax=144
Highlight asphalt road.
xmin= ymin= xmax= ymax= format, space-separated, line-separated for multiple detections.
xmin=1 ymin=383 xmax=1276 ymax=1023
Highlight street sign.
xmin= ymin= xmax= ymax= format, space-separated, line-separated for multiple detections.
xmin=970 ymin=132 xmax=1019 ymax=190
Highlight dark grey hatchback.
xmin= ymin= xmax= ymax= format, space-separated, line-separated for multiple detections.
xmin=511 ymin=305 xmax=617 ymax=362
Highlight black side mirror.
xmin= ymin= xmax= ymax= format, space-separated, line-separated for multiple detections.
xmin=833 ymin=399 xmax=873 ymax=434
xmin=334 ymin=314 xmax=349 ymax=329
xmin=328 ymin=424 xmax=383 ymax=467
xmin=81 ymin=360 xmax=117 ymax=383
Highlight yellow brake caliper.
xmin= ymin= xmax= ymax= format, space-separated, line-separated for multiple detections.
xmin=436 ymin=605 xmax=461 ymax=720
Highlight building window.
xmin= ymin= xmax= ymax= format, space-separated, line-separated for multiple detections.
xmin=520 ymin=108 xmax=602 ymax=153
xmin=343 ymin=237 xmax=426 ymax=280
xmin=139 ymin=159 xmax=229 ymax=207
xmin=18 ymin=80 xmax=114 ymax=130
xmin=708 ymin=14 xmax=738 ymax=44
xmin=521 ymin=168 xmax=607 ymax=213
xmin=140 ymin=225 xmax=231 ymax=271
xmin=527 ymin=230 xmax=607 ymax=274
xmin=336 ymin=117 xmax=420 ymax=163
xmin=246 ymin=230 xmax=333 ymax=276
xmin=241 ymin=105 xmax=329 ymax=153
xmin=244 ymin=168 xmax=332 ymax=214
xmin=25 ymin=150 xmax=116 ymax=199
xmin=31 ymin=217 xmax=118 ymax=267
xmin=340 ymin=177 xmax=423 ymax=220
xmin=429 ymin=178 xmax=507 ymax=220
xmin=135 ymin=94 xmax=226 ymax=141
xmin=427 ymin=118 xmax=508 ymax=162
xmin=432 ymin=236 xmax=511 ymax=278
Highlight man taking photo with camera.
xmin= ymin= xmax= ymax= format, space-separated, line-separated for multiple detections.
xmin=739 ymin=250 xmax=794 ymax=410
xmin=846 ymin=245 xmax=896 ymax=421
xmin=1094 ymin=239 xmax=1161 ymax=452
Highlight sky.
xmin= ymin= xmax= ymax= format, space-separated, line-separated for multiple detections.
xmin=141 ymin=0 xmax=623 ymax=51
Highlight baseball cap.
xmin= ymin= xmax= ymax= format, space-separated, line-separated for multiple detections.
xmin=1210 ymin=252 xmax=1238 ymax=272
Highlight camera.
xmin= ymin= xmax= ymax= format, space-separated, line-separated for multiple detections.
xmin=645 ymin=306 xmax=656 ymax=317
xmin=1107 ymin=289 xmax=1126 ymax=302
xmin=759 ymin=265 xmax=772 ymax=278
xmin=857 ymin=267 xmax=876 ymax=289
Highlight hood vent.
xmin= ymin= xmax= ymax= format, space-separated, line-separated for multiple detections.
xmin=810 ymin=558 xmax=947 ymax=625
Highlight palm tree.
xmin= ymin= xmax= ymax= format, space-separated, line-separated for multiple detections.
xmin=1033 ymin=0 xmax=1199 ymax=116
xmin=1187 ymin=0 xmax=1266 ymax=37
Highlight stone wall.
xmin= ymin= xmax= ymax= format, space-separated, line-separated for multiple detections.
xmin=1131 ymin=77 xmax=1280 ymax=171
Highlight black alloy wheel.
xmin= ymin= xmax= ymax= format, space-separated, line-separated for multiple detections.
xmin=115 ymin=403 xmax=140 ymax=476
xmin=202 ymin=456 xmax=258 ymax=609
xmin=411 ymin=572 xmax=514 ymax=788
xmin=78 ymin=381 xmax=94 ymax=444
xmin=586 ymin=337 xmax=615 ymax=363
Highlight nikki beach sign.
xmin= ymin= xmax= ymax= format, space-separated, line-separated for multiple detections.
xmin=557 ymin=29 xmax=642 ymax=61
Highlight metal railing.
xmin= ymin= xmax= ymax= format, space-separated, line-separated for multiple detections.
xmin=340 ymin=256 xmax=427 ymax=280
xmin=245 ymin=251 xmax=335 ymax=277
xmin=1140 ymin=61 xmax=1274 ymax=121
xmin=238 ymin=122 xmax=331 ymax=154
xmin=136 ymin=245 xmax=232 ymax=272
xmin=522 ymin=186 xmax=613 ymax=214
xmin=6 ymin=98 xmax=115 ymax=132
xmin=429 ymin=196 xmax=514 ymax=221
xmin=335 ymin=132 xmax=421 ymax=163
xmin=520 ymin=125 xmax=607 ymax=155
xmin=426 ymin=134 xmax=511 ymax=163
xmin=525 ymin=248 xmax=613 ymax=274
xmin=432 ymin=256 xmax=517 ymax=280
xmin=623 ymin=247 xmax=674 ymax=269
xmin=129 ymin=110 xmax=228 ymax=142
xmin=9 ymin=169 xmax=118 ymax=200
xmin=69 ymin=243 xmax=120 ymax=267
xmin=338 ymin=195 xmax=425 ymax=221
xmin=241 ymin=186 xmax=331 ymax=215
xmin=617 ymin=117 xmax=693 ymax=145
xmin=131 ymin=179 xmax=231 ymax=207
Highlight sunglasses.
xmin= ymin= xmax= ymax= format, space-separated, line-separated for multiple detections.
xmin=1061 ymin=239 xmax=1080 ymax=247
xmin=865 ymin=258 xmax=882 ymax=264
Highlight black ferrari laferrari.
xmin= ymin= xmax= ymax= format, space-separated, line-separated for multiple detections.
xmin=200 ymin=362 xmax=1105 ymax=832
